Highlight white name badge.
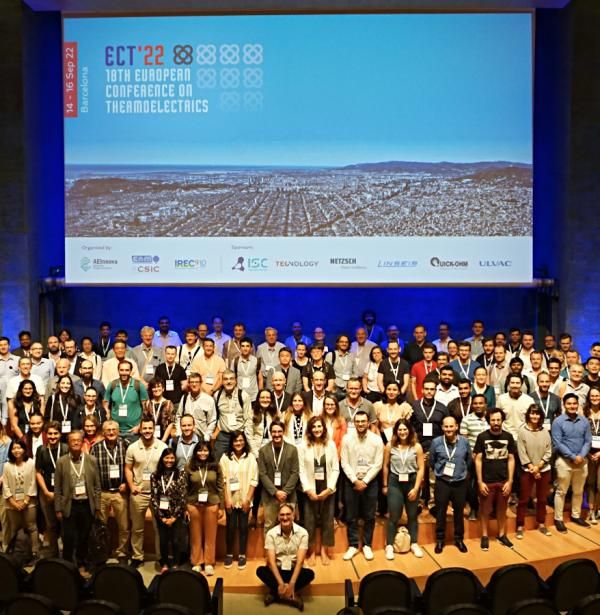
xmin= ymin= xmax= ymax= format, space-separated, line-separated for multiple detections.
xmin=593 ymin=435 xmax=600 ymax=449
xmin=229 ymin=477 xmax=240 ymax=492
xmin=383 ymin=427 xmax=393 ymax=442
xmin=274 ymin=471 xmax=282 ymax=487
xmin=159 ymin=496 xmax=170 ymax=510
xmin=241 ymin=377 xmax=251 ymax=389
xmin=314 ymin=466 xmax=325 ymax=481
xmin=186 ymin=368 xmax=191 ymax=377
xmin=423 ymin=422 xmax=433 ymax=437
xmin=295 ymin=438 xmax=303 ymax=447
xmin=118 ymin=404 xmax=128 ymax=417
xmin=443 ymin=462 xmax=456 ymax=478
xmin=50 ymin=473 xmax=55 ymax=487
xmin=342 ymin=374 xmax=351 ymax=381
xmin=154 ymin=425 xmax=161 ymax=438
xmin=145 ymin=364 xmax=155 ymax=375
xmin=494 ymin=384 xmax=502 ymax=395
xmin=544 ymin=420 xmax=552 ymax=431
xmin=227 ymin=414 xmax=238 ymax=429
xmin=109 ymin=465 xmax=120 ymax=479
xmin=15 ymin=487 xmax=25 ymax=501
xmin=205 ymin=375 xmax=215 ymax=385
xmin=357 ymin=459 xmax=369 ymax=479
xmin=281 ymin=559 xmax=292 ymax=571
xmin=143 ymin=469 xmax=152 ymax=481
xmin=165 ymin=380 xmax=174 ymax=391
xmin=62 ymin=421 xmax=71 ymax=434
xmin=398 ymin=473 xmax=409 ymax=482
xmin=75 ymin=483 xmax=87 ymax=496
xmin=198 ymin=491 xmax=209 ymax=503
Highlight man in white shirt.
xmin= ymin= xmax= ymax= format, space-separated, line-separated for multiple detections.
xmin=30 ymin=342 xmax=55 ymax=390
xmin=340 ymin=410 xmax=384 ymax=562
xmin=153 ymin=316 xmax=182 ymax=349
xmin=207 ymin=316 xmax=231 ymax=357
xmin=5 ymin=356 xmax=45 ymax=404
xmin=131 ymin=326 xmax=163 ymax=384
xmin=496 ymin=374 xmax=535 ymax=439
xmin=256 ymin=327 xmax=285 ymax=379
xmin=177 ymin=329 xmax=203 ymax=375
xmin=435 ymin=366 xmax=460 ymax=406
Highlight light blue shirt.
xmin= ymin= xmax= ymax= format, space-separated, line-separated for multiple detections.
xmin=551 ymin=412 xmax=591 ymax=460
xmin=429 ymin=435 xmax=471 ymax=482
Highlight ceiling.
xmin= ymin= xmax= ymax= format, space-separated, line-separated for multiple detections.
xmin=22 ymin=0 xmax=572 ymax=14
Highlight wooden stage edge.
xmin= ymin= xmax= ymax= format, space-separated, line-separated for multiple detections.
xmin=204 ymin=520 xmax=600 ymax=596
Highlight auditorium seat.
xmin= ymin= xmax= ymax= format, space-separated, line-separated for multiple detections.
xmin=72 ymin=599 xmax=125 ymax=615
xmin=29 ymin=558 xmax=86 ymax=611
xmin=440 ymin=604 xmax=491 ymax=615
xmin=90 ymin=564 xmax=150 ymax=615
xmin=568 ymin=593 xmax=600 ymax=615
xmin=4 ymin=593 xmax=59 ymax=615
xmin=149 ymin=569 xmax=223 ymax=615
xmin=143 ymin=604 xmax=196 ymax=615
xmin=344 ymin=570 xmax=419 ymax=614
xmin=546 ymin=558 xmax=600 ymax=612
xmin=0 ymin=552 xmax=25 ymax=607
xmin=420 ymin=568 xmax=483 ymax=615
xmin=483 ymin=563 xmax=546 ymax=615
xmin=506 ymin=598 xmax=559 ymax=615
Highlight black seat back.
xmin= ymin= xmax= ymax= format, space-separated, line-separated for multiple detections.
xmin=547 ymin=558 xmax=599 ymax=612
xmin=30 ymin=558 xmax=83 ymax=611
xmin=91 ymin=564 xmax=147 ymax=615
xmin=72 ymin=600 xmax=124 ymax=615
xmin=506 ymin=598 xmax=558 ymax=615
xmin=441 ymin=604 xmax=491 ymax=615
xmin=570 ymin=593 xmax=600 ymax=615
xmin=5 ymin=593 xmax=58 ymax=615
xmin=357 ymin=571 xmax=413 ymax=613
xmin=155 ymin=570 xmax=212 ymax=615
xmin=144 ymin=604 xmax=196 ymax=615
xmin=486 ymin=564 xmax=543 ymax=615
xmin=0 ymin=552 xmax=23 ymax=604
xmin=423 ymin=568 xmax=480 ymax=615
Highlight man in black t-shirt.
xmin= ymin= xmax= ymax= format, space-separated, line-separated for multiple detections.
xmin=377 ymin=341 xmax=410 ymax=399
xmin=154 ymin=345 xmax=188 ymax=406
xmin=474 ymin=408 xmax=516 ymax=551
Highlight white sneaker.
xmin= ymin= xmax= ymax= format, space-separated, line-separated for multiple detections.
xmin=385 ymin=545 xmax=394 ymax=560
xmin=204 ymin=565 xmax=215 ymax=576
xmin=411 ymin=544 xmax=424 ymax=558
xmin=591 ymin=511 xmax=598 ymax=525
xmin=362 ymin=545 xmax=374 ymax=561
xmin=343 ymin=546 xmax=359 ymax=561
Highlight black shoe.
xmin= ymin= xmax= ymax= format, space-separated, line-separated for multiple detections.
xmin=454 ymin=540 xmax=468 ymax=553
xmin=498 ymin=535 xmax=514 ymax=549
xmin=130 ymin=559 xmax=143 ymax=569
xmin=434 ymin=541 xmax=444 ymax=554
xmin=264 ymin=593 xmax=276 ymax=607
xmin=429 ymin=506 xmax=438 ymax=518
xmin=480 ymin=536 xmax=489 ymax=551
xmin=572 ymin=517 xmax=591 ymax=528
xmin=555 ymin=520 xmax=568 ymax=533
xmin=289 ymin=596 xmax=304 ymax=611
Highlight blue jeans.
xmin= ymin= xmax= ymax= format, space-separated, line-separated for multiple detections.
xmin=344 ymin=478 xmax=378 ymax=547
xmin=386 ymin=472 xmax=419 ymax=544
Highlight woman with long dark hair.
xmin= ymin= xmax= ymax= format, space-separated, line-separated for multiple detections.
xmin=219 ymin=430 xmax=258 ymax=570
xmin=299 ymin=415 xmax=339 ymax=565
xmin=45 ymin=375 xmax=82 ymax=439
xmin=81 ymin=415 xmax=103 ymax=453
xmin=362 ymin=345 xmax=384 ymax=403
xmin=8 ymin=380 xmax=42 ymax=440
xmin=248 ymin=389 xmax=278 ymax=457
xmin=283 ymin=393 xmax=311 ymax=446
xmin=516 ymin=404 xmax=552 ymax=538
xmin=382 ymin=418 xmax=424 ymax=559
xmin=151 ymin=447 xmax=188 ymax=572
xmin=2 ymin=439 xmax=39 ymax=560
xmin=144 ymin=378 xmax=175 ymax=442
xmin=584 ymin=388 xmax=600 ymax=524
xmin=185 ymin=440 xmax=223 ymax=575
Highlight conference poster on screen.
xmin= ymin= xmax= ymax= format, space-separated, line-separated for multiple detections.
xmin=63 ymin=13 xmax=533 ymax=285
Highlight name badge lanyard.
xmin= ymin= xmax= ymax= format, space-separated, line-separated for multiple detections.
xmin=104 ymin=441 xmax=122 ymax=481
xmin=161 ymin=472 xmax=174 ymax=496
xmin=180 ymin=440 xmax=195 ymax=463
xmin=420 ymin=401 xmax=435 ymax=423
xmin=197 ymin=466 xmax=208 ymax=489
xmin=484 ymin=356 xmax=493 ymax=369
xmin=539 ymin=395 xmax=550 ymax=420
xmin=591 ymin=415 xmax=600 ymax=437
xmin=119 ymin=380 xmax=132 ymax=406
xmin=443 ymin=439 xmax=458 ymax=464
xmin=461 ymin=399 xmax=472 ymax=418
xmin=272 ymin=443 xmax=284 ymax=473
xmin=263 ymin=413 xmax=271 ymax=440
xmin=293 ymin=415 xmax=304 ymax=441
xmin=165 ymin=363 xmax=175 ymax=381
xmin=152 ymin=400 xmax=163 ymax=423
xmin=274 ymin=394 xmax=285 ymax=414
xmin=101 ymin=338 xmax=111 ymax=357
xmin=459 ymin=360 xmax=471 ymax=380
xmin=424 ymin=362 xmax=433 ymax=375
xmin=389 ymin=359 xmax=400 ymax=383
xmin=58 ymin=395 xmax=69 ymax=424
xmin=142 ymin=446 xmax=154 ymax=478
xmin=70 ymin=453 xmax=86 ymax=484
xmin=338 ymin=353 xmax=351 ymax=374
xmin=397 ymin=446 xmax=411 ymax=474
xmin=48 ymin=446 xmax=59 ymax=484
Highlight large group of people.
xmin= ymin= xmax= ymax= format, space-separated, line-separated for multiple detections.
xmin=0 ymin=313 xmax=599 ymax=609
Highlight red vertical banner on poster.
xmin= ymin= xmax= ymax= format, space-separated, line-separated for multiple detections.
xmin=63 ymin=42 xmax=78 ymax=118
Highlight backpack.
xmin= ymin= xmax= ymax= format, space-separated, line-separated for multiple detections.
xmin=214 ymin=388 xmax=245 ymax=419
xmin=233 ymin=356 xmax=262 ymax=377
xmin=393 ymin=526 xmax=411 ymax=554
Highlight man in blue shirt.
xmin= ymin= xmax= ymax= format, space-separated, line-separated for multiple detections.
xmin=430 ymin=415 xmax=472 ymax=553
xmin=552 ymin=392 xmax=592 ymax=532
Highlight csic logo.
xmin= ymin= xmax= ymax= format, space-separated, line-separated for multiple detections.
xmin=80 ymin=257 xmax=91 ymax=272
xmin=378 ymin=260 xmax=418 ymax=268
xmin=231 ymin=257 xmax=268 ymax=272
xmin=175 ymin=258 xmax=207 ymax=270
xmin=430 ymin=257 xmax=468 ymax=268
xmin=479 ymin=260 xmax=513 ymax=267
xmin=132 ymin=255 xmax=160 ymax=273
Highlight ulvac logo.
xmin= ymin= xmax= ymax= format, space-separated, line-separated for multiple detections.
xmin=132 ymin=255 xmax=160 ymax=273
xmin=479 ymin=260 xmax=513 ymax=267
xmin=430 ymin=257 xmax=468 ymax=268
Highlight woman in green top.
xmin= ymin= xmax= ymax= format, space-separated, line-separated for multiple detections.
xmin=185 ymin=440 xmax=223 ymax=576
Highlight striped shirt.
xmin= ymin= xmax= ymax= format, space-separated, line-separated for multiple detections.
xmin=460 ymin=413 xmax=489 ymax=449
xmin=219 ymin=452 xmax=259 ymax=507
